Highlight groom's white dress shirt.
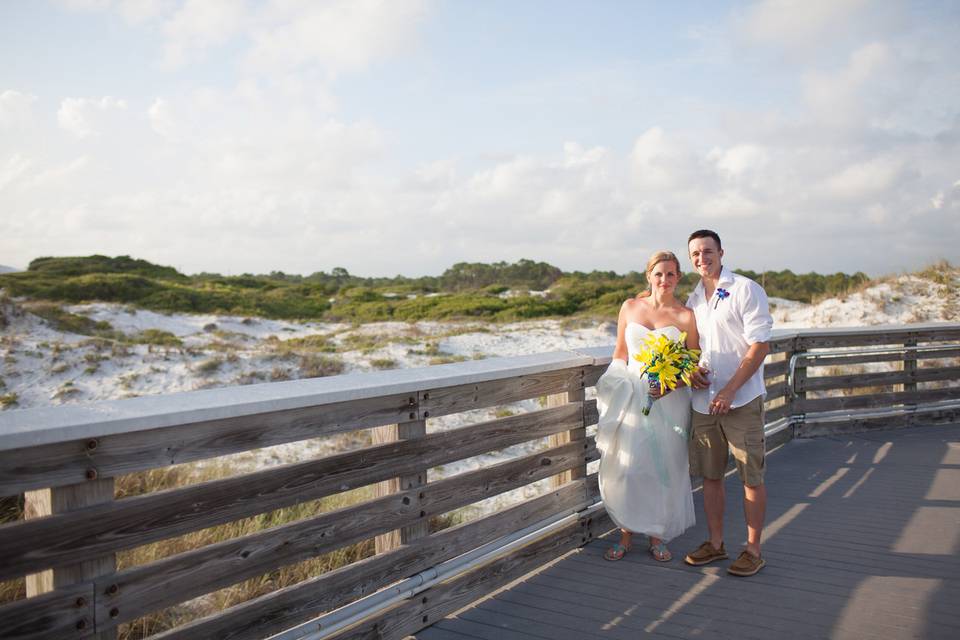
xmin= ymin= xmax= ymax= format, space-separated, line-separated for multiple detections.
xmin=686 ymin=266 xmax=773 ymax=414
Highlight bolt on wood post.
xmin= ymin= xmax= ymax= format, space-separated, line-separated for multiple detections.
xmin=547 ymin=376 xmax=587 ymax=489
xmin=790 ymin=341 xmax=807 ymax=436
xmin=903 ymin=338 xmax=918 ymax=393
xmin=372 ymin=418 xmax=428 ymax=554
xmin=24 ymin=478 xmax=117 ymax=639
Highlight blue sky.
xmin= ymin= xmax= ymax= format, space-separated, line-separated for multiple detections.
xmin=1 ymin=0 xmax=958 ymax=277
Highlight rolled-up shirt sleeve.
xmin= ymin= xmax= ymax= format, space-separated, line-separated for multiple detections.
xmin=740 ymin=281 xmax=773 ymax=344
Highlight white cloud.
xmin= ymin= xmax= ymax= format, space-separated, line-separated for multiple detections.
xmin=801 ymin=42 xmax=892 ymax=126
xmin=147 ymin=98 xmax=176 ymax=137
xmin=57 ymin=96 xmax=128 ymax=138
xmin=630 ymin=128 xmax=704 ymax=191
xmin=6 ymin=1 xmax=958 ymax=277
xmin=58 ymin=0 xmax=174 ymax=23
xmin=246 ymin=0 xmax=428 ymax=76
xmin=821 ymin=155 xmax=907 ymax=201
xmin=160 ymin=0 xmax=248 ymax=69
xmin=740 ymin=0 xmax=871 ymax=52
xmin=142 ymin=0 xmax=429 ymax=74
xmin=0 ymin=91 xmax=38 ymax=129
xmin=58 ymin=0 xmax=113 ymax=10
xmin=0 ymin=155 xmax=34 ymax=193
xmin=117 ymin=0 xmax=174 ymax=24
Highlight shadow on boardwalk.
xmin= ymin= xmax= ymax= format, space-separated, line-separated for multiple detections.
xmin=417 ymin=423 xmax=960 ymax=640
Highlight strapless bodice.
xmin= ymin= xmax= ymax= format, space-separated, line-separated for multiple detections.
xmin=625 ymin=323 xmax=682 ymax=364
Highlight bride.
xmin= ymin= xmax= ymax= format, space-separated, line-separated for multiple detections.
xmin=596 ymin=250 xmax=698 ymax=562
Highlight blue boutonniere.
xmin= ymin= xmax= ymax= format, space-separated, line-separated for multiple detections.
xmin=713 ymin=287 xmax=730 ymax=309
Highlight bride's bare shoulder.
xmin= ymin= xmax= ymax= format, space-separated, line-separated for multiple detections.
xmin=677 ymin=306 xmax=697 ymax=326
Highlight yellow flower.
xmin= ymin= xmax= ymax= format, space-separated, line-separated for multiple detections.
xmin=630 ymin=332 xmax=702 ymax=394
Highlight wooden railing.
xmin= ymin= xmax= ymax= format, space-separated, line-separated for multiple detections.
xmin=0 ymin=323 xmax=957 ymax=640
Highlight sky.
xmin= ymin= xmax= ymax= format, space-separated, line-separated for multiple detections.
xmin=1 ymin=0 xmax=958 ymax=278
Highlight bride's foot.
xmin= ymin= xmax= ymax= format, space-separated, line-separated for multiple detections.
xmin=604 ymin=530 xmax=633 ymax=561
xmin=649 ymin=537 xmax=672 ymax=562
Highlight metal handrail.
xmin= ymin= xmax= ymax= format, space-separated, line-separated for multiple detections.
xmin=795 ymin=342 xmax=960 ymax=361
xmin=785 ymin=341 xmax=960 ymax=400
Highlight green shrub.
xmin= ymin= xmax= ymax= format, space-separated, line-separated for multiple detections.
xmin=53 ymin=383 xmax=80 ymax=400
xmin=27 ymin=255 xmax=185 ymax=280
xmin=23 ymin=302 xmax=122 ymax=338
xmin=283 ymin=334 xmax=338 ymax=352
xmin=0 ymin=254 xmax=881 ymax=322
xmin=48 ymin=273 xmax=164 ymax=303
xmin=299 ymin=355 xmax=345 ymax=378
xmin=0 ymin=393 xmax=18 ymax=409
xmin=196 ymin=358 xmax=224 ymax=374
xmin=131 ymin=329 xmax=182 ymax=347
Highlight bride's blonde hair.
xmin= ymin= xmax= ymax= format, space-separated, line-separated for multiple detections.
xmin=637 ymin=251 xmax=682 ymax=298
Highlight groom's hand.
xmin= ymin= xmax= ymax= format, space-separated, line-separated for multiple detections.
xmin=649 ymin=384 xmax=669 ymax=399
xmin=709 ymin=389 xmax=734 ymax=415
xmin=690 ymin=366 xmax=710 ymax=390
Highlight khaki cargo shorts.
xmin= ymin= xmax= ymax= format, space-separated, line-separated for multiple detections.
xmin=689 ymin=396 xmax=766 ymax=486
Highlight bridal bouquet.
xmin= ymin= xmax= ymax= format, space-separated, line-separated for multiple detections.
xmin=633 ymin=332 xmax=701 ymax=415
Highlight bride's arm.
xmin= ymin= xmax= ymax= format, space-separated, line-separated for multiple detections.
xmin=668 ymin=309 xmax=701 ymax=390
xmin=684 ymin=310 xmax=700 ymax=351
xmin=611 ymin=300 xmax=630 ymax=363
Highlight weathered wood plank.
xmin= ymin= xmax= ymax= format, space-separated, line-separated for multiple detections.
xmin=764 ymin=381 xmax=789 ymax=402
xmin=795 ymin=387 xmax=960 ymax=413
xmin=583 ymin=399 xmax=598 ymax=426
xmin=799 ymin=366 xmax=960 ymax=392
xmin=586 ymin=472 xmax=599 ymax=503
xmin=326 ymin=520 xmax=588 ymax=640
xmin=903 ymin=338 xmax=918 ymax=393
xmin=0 ymin=404 xmax=582 ymax=582
xmin=23 ymin=478 xmax=116 ymax=640
xmin=422 ymin=368 xmax=584 ymax=418
xmin=373 ymin=419 xmax=428 ymax=554
xmin=0 ymin=582 xmax=94 ymax=640
xmin=764 ymin=403 xmax=792 ymax=423
xmin=799 ymin=346 xmax=960 ymax=368
xmin=764 ymin=359 xmax=789 ymax=379
xmin=583 ymin=364 xmax=606 ymax=388
xmin=766 ymin=422 xmax=794 ymax=450
xmin=91 ymin=442 xmax=587 ymax=630
xmin=150 ymin=481 xmax=590 ymax=640
xmin=796 ymin=327 xmax=960 ymax=349
xmin=547 ymin=390 xmax=586 ymax=489
xmin=0 ymin=393 xmax=417 ymax=495
xmin=767 ymin=337 xmax=795 ymax=355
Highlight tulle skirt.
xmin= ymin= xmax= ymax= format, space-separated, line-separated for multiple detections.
xmin=596 ymin=361 xmax=695 ymax=541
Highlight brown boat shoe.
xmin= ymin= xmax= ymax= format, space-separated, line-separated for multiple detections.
xmin=727 ymin=550 xmax=766 ymax=576
xmin=684 ymin=541 xmax=728 ymax=566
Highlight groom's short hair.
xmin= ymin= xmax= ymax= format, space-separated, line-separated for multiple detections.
xmin=688 ymin=229 xmax=722 ymax=250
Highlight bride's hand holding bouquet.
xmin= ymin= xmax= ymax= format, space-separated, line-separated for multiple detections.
xmin=633 ymin=331 xmax=701 ymax=415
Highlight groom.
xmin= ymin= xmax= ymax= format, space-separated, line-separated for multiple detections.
xmin=684 ymin=229 xmax=773 ymax=576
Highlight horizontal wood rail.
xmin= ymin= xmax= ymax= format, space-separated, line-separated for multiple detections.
xmin=0 ymin=322 xmax=957 ymax=640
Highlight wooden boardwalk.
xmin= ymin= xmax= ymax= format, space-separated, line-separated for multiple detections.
xmin=416 ymin=424 xmax=960 ymax=640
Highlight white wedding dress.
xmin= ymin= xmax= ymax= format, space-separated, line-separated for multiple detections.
xmin=596 ymin=323 xmax=695 ymax=541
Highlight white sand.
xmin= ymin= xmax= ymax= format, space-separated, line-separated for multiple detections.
xmin=1 ymin=269 xmax=956 ymax=511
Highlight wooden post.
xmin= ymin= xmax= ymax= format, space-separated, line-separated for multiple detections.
xmin=24 ymin=478 xmax=117 ymax=639
xmin=372 ymin=418 xmax=428 ymax=554
xmin=546 ymin=372 xmax=587 ymax=489
xmin=790 ymin=340 xmax=806 ymax=436
xmin=903 ymin=338 xmax=918 ymax=394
